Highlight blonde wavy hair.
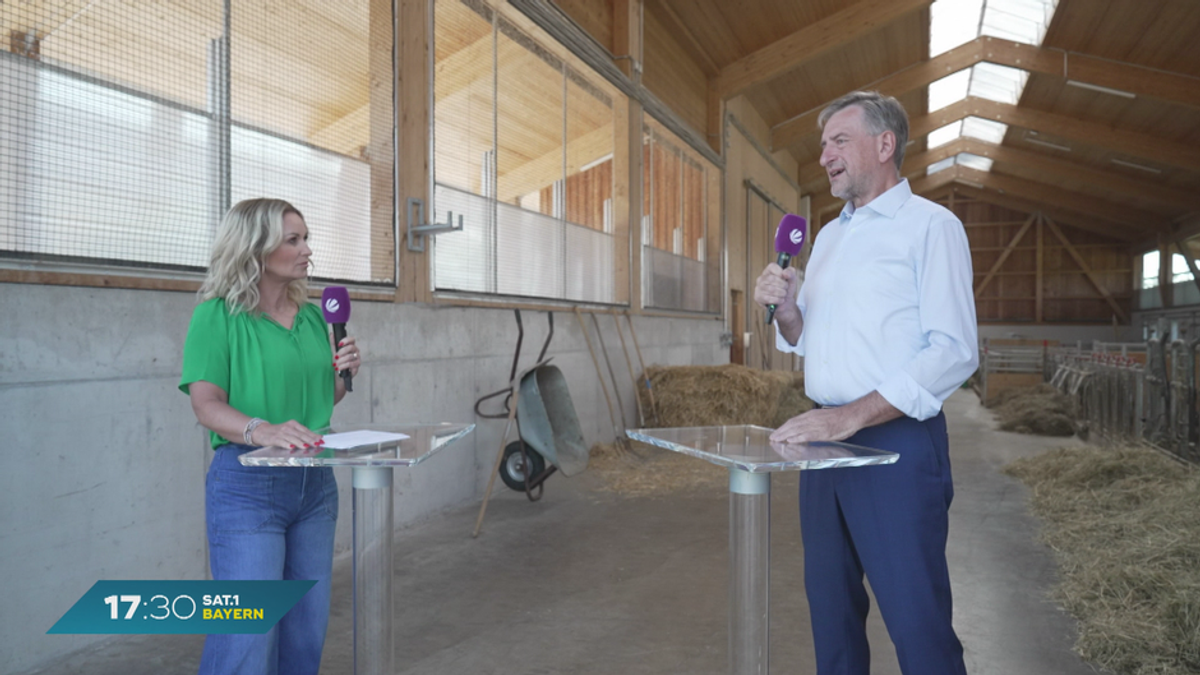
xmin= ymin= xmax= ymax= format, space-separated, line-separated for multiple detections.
xmin=198 ymin=198 xmax=309 ymax=314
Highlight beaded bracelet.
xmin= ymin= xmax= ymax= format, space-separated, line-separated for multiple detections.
xmin=244 ymin=417 xmax=266 ymax=445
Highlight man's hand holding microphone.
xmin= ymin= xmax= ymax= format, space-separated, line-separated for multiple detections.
xmin=756 ymin=214 xmax=806 ymax=347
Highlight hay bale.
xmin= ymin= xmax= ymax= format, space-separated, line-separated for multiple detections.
xmin=636 ymin=364 xmax=812 ymax=429
xmin=592 ymin=365 xmax=812 ymax=497
xmin=993 ymin=383 xmax=1077 ymax=436
xmin=1004 ymin=446 xmax=1200 ymax=674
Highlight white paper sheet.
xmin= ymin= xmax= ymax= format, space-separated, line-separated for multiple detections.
xmin=321 ymin=430 xmax=410 ymax=450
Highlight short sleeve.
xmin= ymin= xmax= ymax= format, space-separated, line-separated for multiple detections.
xmin=179 ymin=299 xmax=231 ymax=395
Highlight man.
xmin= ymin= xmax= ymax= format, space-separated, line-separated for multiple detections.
xmin=754 ymin=91 xmax=977 ymax=675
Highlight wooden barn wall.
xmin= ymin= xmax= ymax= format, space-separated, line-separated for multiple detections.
xmin=937 ymin=196 xmax=1133 ymax=324
xmin=548 ymin=0 xmax=712 ymax=147
xmin=548 ymin=0 xmax=614 ymax=52
xmin=724 ymin=96 xmax=803 ymax=368
xmin=641 ymin=7 xmax=708 ymax=137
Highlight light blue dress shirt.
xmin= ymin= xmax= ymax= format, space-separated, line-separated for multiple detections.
xmin=775 ymin=179 xmax=978 ymax=421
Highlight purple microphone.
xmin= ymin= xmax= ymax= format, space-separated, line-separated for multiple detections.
xmin=766 ymin=214 xmax=807 ymax=325
xmin=321 ymin=286 xmax=353 ymax=392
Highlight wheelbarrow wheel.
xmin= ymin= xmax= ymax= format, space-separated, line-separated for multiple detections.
xmin=500 ymin=441 xmax=546 ymax=491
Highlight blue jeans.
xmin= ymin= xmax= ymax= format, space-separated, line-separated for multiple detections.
xmin=198 ymin=444 xmax=338 ymax=675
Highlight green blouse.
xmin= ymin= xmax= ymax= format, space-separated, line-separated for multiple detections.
xmin=180 ymin=298 xmax=335 ymax=449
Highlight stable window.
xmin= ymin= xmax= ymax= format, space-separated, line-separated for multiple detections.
xmin=641 ymin=117 xmax=720 ymax=313
xmin=432 ymin=0 xmax=619 ymax=303
xmin=1 ymin=2 xmax=392 ymax=284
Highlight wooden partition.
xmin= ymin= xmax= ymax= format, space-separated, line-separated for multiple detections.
xmin=939 ymin=195 xmax=1134 ymax=325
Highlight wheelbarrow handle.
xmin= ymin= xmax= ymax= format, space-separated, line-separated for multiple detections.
xmin=473 ymin=386 xmax=514 ymax=420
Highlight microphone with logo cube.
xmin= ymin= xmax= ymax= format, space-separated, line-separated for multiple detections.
xmin=766 ymin=214 xmax=807 ymax=325
xmin=321 ymin=286 xmax=353 ymax=393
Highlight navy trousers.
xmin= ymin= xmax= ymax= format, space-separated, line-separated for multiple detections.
xmin=799 ymin=412 xmax=967 ymax=675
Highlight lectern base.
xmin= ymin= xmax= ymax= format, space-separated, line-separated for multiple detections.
xmin=729 ymin=468 xmax=770 ymax=675
xmin=352 ymin=466 xmax=393 ymax=675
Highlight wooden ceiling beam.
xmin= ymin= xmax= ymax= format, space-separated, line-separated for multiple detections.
xmin=900 ymin=138 xmax=970 ymax=179
xmin=956 ymin=166 xmax=1156 ymax=232
xmin=941 ymin=178 xmax=1140 ymax=242
xmin=892 ymin=137 xmax=1198 ymax=214
xmin=958 ymin=97 xmax=1200 ymax=173
xmin=774 ymin=36 xmax=991 ymax=150
xmin=953 ymin=138 xmax=1200 ymax=213
xmin=772 ymin=35 xmax=1200 ymax=151
xmin=909 ymin=164 xmax=961 ymax=195
xmin=713 ymin=0 xmax=932 ymax=99
xmin=946 ymin=185 xmax=1136 ymax=242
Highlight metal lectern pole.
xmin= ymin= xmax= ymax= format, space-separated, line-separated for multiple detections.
xmin=352 ymin=467 xmax=394 ymax=675
xmin=729 ymin=468 xmax=771 ymax=675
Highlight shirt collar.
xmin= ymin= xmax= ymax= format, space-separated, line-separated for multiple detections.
xmin=839 ymin=178 xmax=913 ymax=222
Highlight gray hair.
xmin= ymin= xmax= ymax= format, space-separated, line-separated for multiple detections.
xmin=198 ymin=198 xmax=309 ymax=314
xmin=818 ymin=91 xmax=909 ymax=173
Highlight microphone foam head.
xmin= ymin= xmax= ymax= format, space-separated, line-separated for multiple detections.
xmin=774 ymin=214 xmax=807 ymax=256
xmin=321 ymin=286 xmax=351 ymax=323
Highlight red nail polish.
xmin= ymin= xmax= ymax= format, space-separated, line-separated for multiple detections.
xmin=289 ymin=444 xmax=296 ymax=449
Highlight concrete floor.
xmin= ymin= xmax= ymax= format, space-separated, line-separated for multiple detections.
xmin=17 ymin=390 xmax=1099 ymax=674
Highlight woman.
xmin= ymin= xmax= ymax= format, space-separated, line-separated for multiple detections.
xmin=180 ymin=198 xmax=361 ymax=675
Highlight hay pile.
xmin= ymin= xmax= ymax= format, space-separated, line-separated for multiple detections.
xmin=588 ymin=365 xmax=813 ymax=497
xmin=991 ymin=383 xmax=1078 ymax=436
xmin=637 ymin=364 xmax=813 ymax=429
xmin=1004 ymin=445 xmax=1200 ymax=674
xmin=587 ymin=441 xmax=726 ymax=498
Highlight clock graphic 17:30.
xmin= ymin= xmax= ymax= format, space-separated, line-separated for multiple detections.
xmin=104 ymin=593 xmax=198 ymax=621
xmin=49 ymin=580 xmax=315 ymax=635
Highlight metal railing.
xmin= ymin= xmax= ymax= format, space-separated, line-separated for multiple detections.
xmin=979 ymin=345 xmax=1047 ymax=404
xmin=1049 ymin=351 xmax=1144 ymax=443
xmin=1041 ymin=322 xmax=1200 ymax=464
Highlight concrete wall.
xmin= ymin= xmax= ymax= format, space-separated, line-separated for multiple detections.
xmin=0 ymin=283 xmax=726 ymax=673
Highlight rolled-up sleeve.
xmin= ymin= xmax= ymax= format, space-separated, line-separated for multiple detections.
xmin=774 ymin=273 xmax=808 ymax=355
xmin=876 ymin=215 xmax=978 ymax=420
xmin=774 ymin=315 xmax=805 ymax=356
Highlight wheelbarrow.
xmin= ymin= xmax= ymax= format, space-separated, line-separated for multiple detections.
xmin=473 ymin=311 xmax=589 ymax=536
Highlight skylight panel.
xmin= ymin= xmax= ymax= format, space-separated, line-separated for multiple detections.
xmin=925 ymin=153 xmax=994 ymax=176
xmin=926 ymin=0 xmax=1058 ymax=175
xmin=962 ymin=117 xmax=1008 ymax=144
xmin=928 ymin=121 xmax=964 ymax=149
xmin=930 ymin=0 xmax=984 ymax=58
xmin=929 ymin=70 xmax=971 ymax=112
xmin=981 ymin=0 xmax=1055 ymax=45
xmin=969 ymin=63 xmax=1028 ymax=105
xmin=956 ymin=153 xmax=994 ymax=171
xmin=927 ymin=156 xmax=957 ymax=175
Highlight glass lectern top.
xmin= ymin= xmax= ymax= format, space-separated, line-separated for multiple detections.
xmin=239 ymin=423 xmax=474 ymax=468
xmin=627 ymin=425 xmax=898 ymax=473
